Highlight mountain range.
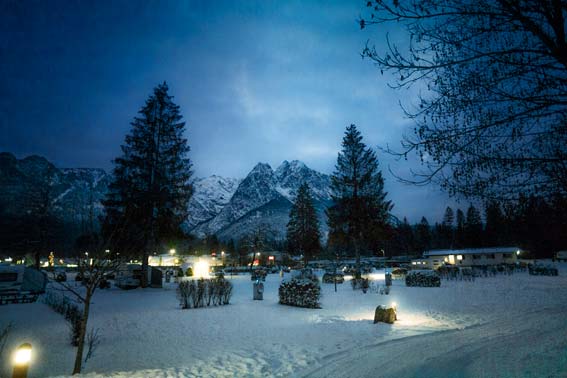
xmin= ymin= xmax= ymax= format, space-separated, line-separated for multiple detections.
xmin=0 ymin=152 xmax=332 ymax=242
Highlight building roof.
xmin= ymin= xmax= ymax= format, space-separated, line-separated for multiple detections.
xmin=424 ymin=247 xmax=521 ymax=257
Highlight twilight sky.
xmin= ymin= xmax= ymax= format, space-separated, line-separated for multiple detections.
xmin=0 ymin=0 xmax=460 ymax=222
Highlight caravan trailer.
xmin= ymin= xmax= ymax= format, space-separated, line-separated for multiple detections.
xmin=115 ymin=264 xmax=143 ymax=289
xmin=115 ymin=264 xmax=163 ymax=289
xmin=0 ymin=265 xmax=47 ymax=304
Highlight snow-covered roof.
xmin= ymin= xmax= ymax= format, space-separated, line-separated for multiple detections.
xmin=424 ymin=247 xmax=522 ymax=257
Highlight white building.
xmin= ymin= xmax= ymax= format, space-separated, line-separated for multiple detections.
xmin=412 ymin=247 xmax=522 ymax=269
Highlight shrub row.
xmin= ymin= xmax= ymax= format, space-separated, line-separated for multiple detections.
xmin=405 ymin=272 xmax=441 ymax=287
xmin=177 ymin=277 xmax=233 ymax=309
xmin=279 ymin=279 xmax=321 ymax=308
xmin=351 ymin=277 xmax=370 ymax=291
xmin=43 ymin=291 xmax=83 ymax=346
xmin=529 ymin=265 xmax=559 ymax=276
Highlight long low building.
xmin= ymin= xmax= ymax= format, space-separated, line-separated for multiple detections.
xmin=412 ymin=247 xmax=523 ymax=269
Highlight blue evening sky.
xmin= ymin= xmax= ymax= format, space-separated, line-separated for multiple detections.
xmin=0 ymin=0 xmax=461 ymax=222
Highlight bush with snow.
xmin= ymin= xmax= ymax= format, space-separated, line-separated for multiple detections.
xmin=43 ymin=291 xmax=83 ymax=346
xmin=177 ymin=277 xmax=233 ymax=309
xmin=279 ymin=277 xmax=321 ymax=309
xmin=529 ymin=264 xmax=559 ymax=276
xmin=351 ymin=277 xmax=370 ymax=292
xmin=405 ymin=271 xmax=441 ymax=287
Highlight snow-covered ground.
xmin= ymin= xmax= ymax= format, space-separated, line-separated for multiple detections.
xmin=1 ymin=263 xmax=567 ymax=377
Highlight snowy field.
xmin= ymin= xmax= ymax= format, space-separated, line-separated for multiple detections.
xmin=1 ymin=263 xmax=567 ymax=378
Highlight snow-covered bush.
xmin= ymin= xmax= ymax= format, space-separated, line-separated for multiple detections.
xmin=177 ymin=277 xmax=233 ymax=309
xmin=405 ymin=271 xmax=441 ymax=287
xmin=529 ymin=264 xmax=559 ymax=276
xmin=351 ymin=277 xmax=370 ymax=291
xmin=279 ymin=278 xmax=321 ymax=309
xmin=44 ymin=291 xmax=83 ymax=346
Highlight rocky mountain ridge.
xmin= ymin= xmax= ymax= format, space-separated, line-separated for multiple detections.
xmin=0 ymin=152 xmax=331 ymax=241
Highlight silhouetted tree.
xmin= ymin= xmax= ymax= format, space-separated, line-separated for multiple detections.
xmin=286 ymin=183 xmax=321 ymax=265
xmin=102 ymin=82 xmax=193 ymax=286
xmin=465 ymin=204 xmax=483 ymax=247
xmin=326 ymin=124 xmax=393 ymax=273
xmin=455 ymin=209 xmax=465 ymax=248
xmin=484 ymin=201 xmax=506 ymax=246
xmin=360 ymin=0 xmax=567 ymax=200
xmin=415 ymin=216 xmax=431 ymax=252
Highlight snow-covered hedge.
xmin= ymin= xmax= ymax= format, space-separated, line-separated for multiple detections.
xmin=43 ymin=291 xmax=83 ymax=346
xmin=279 ymin=278 xmax=321 ymax=308
xmin=351 ymin=277 xmax=370 ymax=291
xmin=177 ymin=277 xmax=233 ymax=309
xmin=405 ymin=271 xmax=441 ymax=287
xmin=529 ymin=265 xmax=559 ymax=276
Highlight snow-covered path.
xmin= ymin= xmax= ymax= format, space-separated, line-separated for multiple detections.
xmin=302 ymin=305 xmax=567 ymax=378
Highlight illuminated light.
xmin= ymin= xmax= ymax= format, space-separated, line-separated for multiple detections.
xmin=457 ymin=255 xmax=463 ymax=261
xmin=169 ymin=249 xmax=176 ymax=255
xmin=105 ymin=249 xmax=110 ymax=253
xmin=14 ymin=343 xmax=32 ymax=365
xmin=5 ymin=257 xmax=12 ymax=262
xmin=516 ymin=250 xmax=521 ymax=255
xmin=193 ymin=261 xmax=210 ymax=278
xmin=268 ymin=256 xmax=274 ymax=261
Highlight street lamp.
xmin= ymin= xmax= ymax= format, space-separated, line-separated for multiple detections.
xmin=221 ymin=251 xmax=225 ymax=266
xmin=169 ymin=249 xmax=176 ymax=255
xmin=13 ymin=343 xmax=32 ymax=378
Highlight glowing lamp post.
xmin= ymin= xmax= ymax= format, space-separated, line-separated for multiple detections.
xmin=12 ymin=343 xmax=32 ymax=378
xmin=169 ymin=248 xmax=176 ymax=255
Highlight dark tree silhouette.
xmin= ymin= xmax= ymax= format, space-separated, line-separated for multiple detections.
xmin=102 ymin=82 xmax=193 ymax=286
xmin=465 ymin=204 xmax=483 ymax=247
xmin=286 ymin=183 xmax=322 ymax=265
xmin=415 ymin=216 xmax=431 ymax=252
xmin=360 ymin=0 xmax=567 ymax=200
xmin=327 ymin=124 xmax=393 ymax=273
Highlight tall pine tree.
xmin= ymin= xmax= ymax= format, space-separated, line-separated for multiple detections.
xmin=455 ymin=209 xmax=466 ymax=248
xmin=102 ymin=82 xmax=193 ymax=286
xmin=416 ymin=216 xmax=431 ymax=252
xmin=439 ymin=206 xmax=455 ymax=249
xmin=326 ymin=124 xmax=392 ymax=273
xmin=464 ymin=204 xmax=483 ymax=247
xmin=286 ymin=183 xmax=321 ymax=265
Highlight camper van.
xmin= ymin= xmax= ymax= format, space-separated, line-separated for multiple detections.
xmin=115 ymin=264 xmax=163 ymax=289
xmin=0 ymin=265 xmax=47 ymax=304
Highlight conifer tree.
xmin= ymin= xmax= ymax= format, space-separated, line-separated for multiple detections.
xmin=465 ymin=204 xmax=483 ymax=247
xmin=286 ymin=183 xmax=321 ymax=265
xmin=326 ymin=124 xmax=393 ymax=273
xmin=484 ymin=201 xmax=505 ymax=247
xmin=416 ymin=216 xmax=431 ymax=252
xmin=439 ymin=206 xmax=455 ymax=249
xmin=455 ymin=209 xmax=466 ymax=248
xmin=102 ymin=82 xmax=193 ymax=286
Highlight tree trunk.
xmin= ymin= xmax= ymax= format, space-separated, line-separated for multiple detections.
xmin=354 ymin=234 xmax=362 ymax=279
xmin=34 ymin=250 xmax=40 ymax=270
xmin=72 ymin=289 xmax=91 ymax=375
xmin=141 ymin=251 xmax=149 ymax=288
